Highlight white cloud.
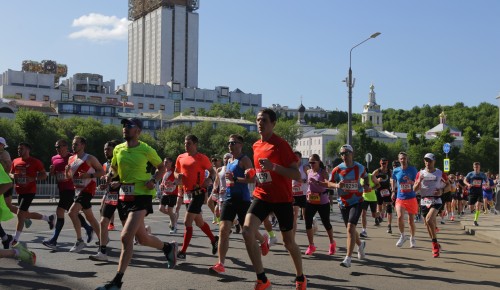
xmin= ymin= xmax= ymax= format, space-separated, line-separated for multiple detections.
xmin=69 ymin=13 xmax=129 ymax=41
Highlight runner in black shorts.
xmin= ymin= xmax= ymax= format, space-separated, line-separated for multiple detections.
xmin=90 ymin=140 xmax=127 ymax=262
xmin=43 ymin=139 xmax=93 ymax=250
xmin=158 ymin=157 xmax=179 ymax=234
xmin=95 ymin=118 xmax=177 ymax=290
xmin=464 ymin=162 xmax=488 ymax=226
xmin=373 ymin=157 xmax=393 ymax=234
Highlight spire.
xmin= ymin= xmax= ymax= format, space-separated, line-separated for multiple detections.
xmin=439 ymin=111 xmax=447 ymax=124
xmin=368 ymin=83 xmax=376 ymax=105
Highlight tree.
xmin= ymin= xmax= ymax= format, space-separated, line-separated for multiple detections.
xmin=274 ymin=119 xmax=301 ymax=148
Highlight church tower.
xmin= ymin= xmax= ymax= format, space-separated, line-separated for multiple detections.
xmin=361 ymin=83 xmax=383 ymax=131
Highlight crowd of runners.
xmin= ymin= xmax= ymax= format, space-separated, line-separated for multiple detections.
xmin=0 ymin=108 xmax=498 ymax=290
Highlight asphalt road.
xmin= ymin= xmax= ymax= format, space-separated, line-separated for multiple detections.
xmin=1 ymin=204 xmax=499 ymax=290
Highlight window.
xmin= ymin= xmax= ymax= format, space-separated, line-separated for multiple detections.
xmin=174 ymin=100 xmax=180 ymax=113
xmin=160 ymin=105 xmax=165 ymax=110
xmin=29 ymin=94 xmax=36 ymax=100
xmin=43 ymin=95 xmax=50 ymax=101
xmin=138 ymin=103 xmax=144 ymax=109
xmin=149 ymin=103 xmax=154 ymax=110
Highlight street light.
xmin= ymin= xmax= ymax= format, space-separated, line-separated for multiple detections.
xmin=345 ymin=32 xmax=381 ymax=145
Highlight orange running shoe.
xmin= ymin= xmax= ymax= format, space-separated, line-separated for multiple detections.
xmin=295 ymin=275 xmax=307 ymax=290
xmin=254 ymin=279 xmax=271 ymax=290
xmin=260 ymin=233 xmax=270 ymax=256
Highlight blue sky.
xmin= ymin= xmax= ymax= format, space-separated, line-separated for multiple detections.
xmin=1 ymin=0 xmax=499 ymax=113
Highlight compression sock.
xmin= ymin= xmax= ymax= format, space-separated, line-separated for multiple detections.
xmin=257 ymin=272 xmax=268 ymax=283
xmin=200 ymin=222 xmax=215 ymax=242
xmin=78 ymin=214 xmax=92 ymax=231
xmin=474 ymin=210 xmax=480 ymax=221
xmin=181 ymin=226 xmax=193 ymax=253
xmin=52 ymin=218 xmax=65 ymax=242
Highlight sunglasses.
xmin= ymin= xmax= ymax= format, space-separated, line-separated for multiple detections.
xmin=123 ymin=123 xmax=137 ymax=129
xmin=227 ymin=141 xmax=241 ymax=146
xmin=340 ymin=151 xmax=350 ymax=156
xmin=309 ymin=161 xmax=317 ymax=164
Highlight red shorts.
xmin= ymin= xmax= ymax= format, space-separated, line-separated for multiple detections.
xmin=396 ymin=197 xmax=418 ymax=215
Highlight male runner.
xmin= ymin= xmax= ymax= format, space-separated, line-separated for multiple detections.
xmin=9 ymin=142 xmax=54 ymax=245
xmin=208 ymin=156 xmax=222 ymax=224
xmin=326 ymin=144 xmax=369 ymax=268
xmin=373 ymin=157 xmax=394 ymax=233
xmin=90 ymin=140 xmax=128 ymax=261
xmin=66 ymin=136 xmax=103 ymax=252
xmin=175 ymin=134 xmax=218 ymax=261
xmin=96 ymin=118 xmax=177 ymax=290
xmin=413 ymin=153 xmax=450 ymax=257
xmin=209 ymin=134 xmax=267 ymax=275
xmin=391 ymin=152 xmax=418 ymax=248
xmin=242 ymin=109 xmax=306 ymax=290
xmin=43 ymin=139 xmax=93 ymax=250
xmin=464 ymin=162 xmax=488 ymax=226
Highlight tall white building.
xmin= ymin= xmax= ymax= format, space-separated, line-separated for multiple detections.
xmin=361 ymin=83 xmax=383 ymax=130
xmin=128 ymin=1 xmax=199 ymax=88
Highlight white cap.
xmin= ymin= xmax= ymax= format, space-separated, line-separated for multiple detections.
xmin=0 ymin=137 xmax=8 ymax=148
xmin=424 ymin=153 xmax=435 ymax=161
xmin=340 ymin=144 xmax=353 ymax=152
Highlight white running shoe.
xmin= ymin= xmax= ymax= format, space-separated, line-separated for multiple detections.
xmin=89 ymin=251 xmax=108 ymax=262
xmin=396 ymin=235 xmax=408 ymax=248
xmin=410 ymin=237 xmax=416 ymax=248
xmin=357 ymin=241 xmax=366 ymax=260
xmin=268 ymin=236 xmax=278 ymax=246
xmin=69 ymin=240 xmax=86 ymax=253
xmin=340 ymin=256 xmax=351 ymax=268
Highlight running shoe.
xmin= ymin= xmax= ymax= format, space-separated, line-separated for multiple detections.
xmin=208 ymin=262 xmax=225 ymax=275
xmin=89 ymin=251 xmax=108 ymax=262
xmin=176 ymin=251 xmax=186 ymax=261
xmin=410 ymin=237 xmax=416 ymax=248
xmin=48 ymin=214 xmax=55 ymax=230
xmin=13 ymin=242 xmax=36 ymax=265
xmin=95 ymin=281 xmax=122 ymax=290
xmin=42 ymin=240 xmax=57 ymax=250
xmin=328 ymin=241 xmax=336 ymax=255
xmin=440 ymin=220 xmax=445 ymax=225
xmin=357 ymin=241 xmax=366 ymax=260
xmin=474 ymin=221 xmax=479 ymax=226
xmin=374 ymin=217 xmax=380 ymax=226
xmin=304 ymin=244 xmax=316 ymax=255
xmin=340 ymin=256 xmax=351 ymax=268
xmin=396 ymin=235 xmax=408 ymax=247
xmin=164 ymin=241 xmax=177 ymax=269
xmin=295 ymin=275 xmax=307 ymax=290
xmin=235 ymin=224 xmax=241 ymax=234
xmin=360 ymin=231 xmax=368 ymax=238
xmin=269 ymin=236 xmax=278 ymax=246
xmin=211 ymin=235 xmax=219 ymax=255
xmin=2 ymin=234 xmax=13 ymax=249
xmin=85 ymin=228 xmax=94 ymax=243
xmin=24 ymin=218 xmax=32 ymax=229
xmin=260 ymin=233 xmax=270 ymax=256
xmin=450 ymin=216 xmax=455 ymax=221
xmin=107 ymin=223 xmax=115 ymax=231
xmin=69 ymin=240 xmax=86 ymax=253
xmin=254 ymin=279 xmax=271 ymax=290
xmin=387 ymin=225 xmax=392 ymax=234
xmin=432 ymin=242 xmax=440 ymax=258
xmin=169 ymin=227 xmax=177 ymax=234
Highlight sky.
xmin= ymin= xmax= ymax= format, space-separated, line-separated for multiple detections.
xmin=1 ymin=0 xmax=499 ymax=114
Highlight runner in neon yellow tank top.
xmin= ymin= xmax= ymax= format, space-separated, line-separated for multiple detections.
xmin=359 ymin=173 xmax=381 ymax=238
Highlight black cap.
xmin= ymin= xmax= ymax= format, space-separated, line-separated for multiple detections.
xmin=121 ymin=118 xmax=143 ymax=129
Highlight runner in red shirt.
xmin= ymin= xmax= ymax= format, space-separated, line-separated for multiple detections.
xmin=243 ymin=109 xmax=307 ymax=290
xmin=43 ymin=139 xmax=93 ymax=250
xmin=67 ymin=136 xmax=104 ymax=253
xmin=9 ymin=142 xmax=53 ymax=245
xmin=174 ymin=134 xmax=218 ymax=261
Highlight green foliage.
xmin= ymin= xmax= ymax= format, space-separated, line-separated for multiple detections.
xmin=274 ymin=119 xmax=301 ymax=148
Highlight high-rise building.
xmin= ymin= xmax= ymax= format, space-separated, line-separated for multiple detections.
xmin=128 ymin=0 xmax=200 ymax=88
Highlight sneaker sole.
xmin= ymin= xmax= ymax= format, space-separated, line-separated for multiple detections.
xmin=208 ymin=267 xmax=224 ymax=276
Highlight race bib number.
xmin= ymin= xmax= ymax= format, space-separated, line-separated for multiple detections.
xmin=421 ymin=197 xmax=435 ymax=208
xmin=120 ymin=184 xmax=135 ymax=196
xmin=73 ymin=178 xmax=85 ymax=187
xmin=292 ymin=186 xmax=303 ymax=195
xmin=472 ymin=180 xmax=482 ymax=187
xmin=164 ymin=185 xmax=176 ymax=194
xmin=105 ymin=192 xmax=118 ymax=205
xmin=56 ymin=172 xmax=67 ymax=182
xmin=380 ymin=189 xmax=390 ymax=197
xmin=307 ymin=192 xmax=321 ymax=204
xmin=183 ymin=192 xmax=193 ymax=204
xmin=400 ymin=183 xmax=412 ymax=193
xmin=16 ymin=177 xmax=27 ymax=185
xmin=343 ymin=181 xmax=359 ymax=193
xmin=256 ymin=171 xmax=273 ymax=184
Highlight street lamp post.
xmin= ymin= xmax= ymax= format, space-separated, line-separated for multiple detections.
xmin=346 ymin=32 xmax=381 ymax=145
